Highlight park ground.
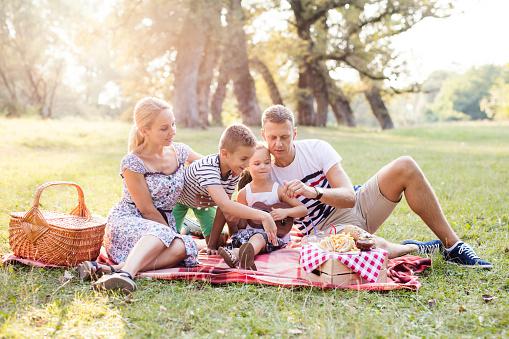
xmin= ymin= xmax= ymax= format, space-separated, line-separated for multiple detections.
xmin=0 ymin=118 xmax=508 ymax=337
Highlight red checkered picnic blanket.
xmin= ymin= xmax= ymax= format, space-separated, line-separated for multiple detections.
xmin=299 ymin=244 xmax=388 ymax=283
xmin=2 ymin=244 xmax=430 ymax=291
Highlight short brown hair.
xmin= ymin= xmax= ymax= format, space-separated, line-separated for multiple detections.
xmin=262 ymin=105 xmax=295 ymax=127
xmin=219 ymin=124 xmax=257 ymax=152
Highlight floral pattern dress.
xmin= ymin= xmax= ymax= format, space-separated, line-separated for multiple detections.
xmin=103 ymin=143 xmax=198 ymax=267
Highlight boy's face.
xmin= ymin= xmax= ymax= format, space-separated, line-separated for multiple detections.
xmin=222 ymin=145 xmax=256 ymax=176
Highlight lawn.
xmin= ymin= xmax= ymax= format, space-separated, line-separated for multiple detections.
xmin=0 ymin=118 xmax=508 ymax=338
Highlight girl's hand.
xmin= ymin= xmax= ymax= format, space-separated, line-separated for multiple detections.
xmin=261 ymin=214 xmax=278 ymax=246
xmin=270 ymin=208 xmax=288 ymax=221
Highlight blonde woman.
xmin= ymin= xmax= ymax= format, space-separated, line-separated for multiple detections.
xmin=78 ymin=97 xmax=202 ymax=292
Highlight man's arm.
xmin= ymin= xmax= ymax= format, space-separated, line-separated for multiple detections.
xmin=282 ymin=163 xmax=355 ymax=209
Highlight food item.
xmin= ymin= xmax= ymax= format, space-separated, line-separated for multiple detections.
xmin=338 ymin=224 xmax=376 ymax=251
xmin=319 ymin=233 xmax=359 ymax=253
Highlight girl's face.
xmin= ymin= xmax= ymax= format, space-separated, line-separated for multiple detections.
xmin=144 ymin=109 xmax=176 ymax=147
xmin=248 ymin=147 xmax=271 ymax=180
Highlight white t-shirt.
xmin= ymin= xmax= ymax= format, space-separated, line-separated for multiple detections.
xmin=178 ymin=154 xmax=239 ymax=208
xmin=270 ymin=139 xmax=342 ymax=234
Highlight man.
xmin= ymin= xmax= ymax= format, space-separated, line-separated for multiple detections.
xmin=261 ymin=104 xmax=491 ymax=268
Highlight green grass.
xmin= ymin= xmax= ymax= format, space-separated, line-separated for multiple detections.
xmin=0 ymin=118 xmax=508 ymax=338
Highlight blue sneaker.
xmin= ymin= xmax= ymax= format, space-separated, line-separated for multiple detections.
xmin=402 ymin=239 xmax=443 ymax=255
xmin=444 ymin=242 xmax=493 ymax=269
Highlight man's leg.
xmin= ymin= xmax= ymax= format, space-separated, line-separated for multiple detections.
xmin=376 ymin=156 xmax=459 ymax=247
xmin=376 ymin=156 xmax=491 ymax=268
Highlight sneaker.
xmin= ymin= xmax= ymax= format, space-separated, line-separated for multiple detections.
xmin=402 ymin=239 xmax=443 ymax=255
xmin=444 ymin=242 xmax=493 ymax=269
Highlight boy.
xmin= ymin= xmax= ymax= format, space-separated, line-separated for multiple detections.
xmin=176 ymin=124 xmax=279 ymax=250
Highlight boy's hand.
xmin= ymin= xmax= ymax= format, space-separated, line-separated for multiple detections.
xmin=270 ymin=208 xmax=287 ymax=221
xmin=261 ymin=214 xmax=278 ymax=246
xmin=200 ymin=247 xmax=219 ymax=255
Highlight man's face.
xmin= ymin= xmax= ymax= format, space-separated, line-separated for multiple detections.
xmin=261 ymin=120 xmax=296 ymax=160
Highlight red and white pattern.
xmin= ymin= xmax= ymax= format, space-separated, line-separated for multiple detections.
xmin=299 ymin=244 xmax=388 ymax=283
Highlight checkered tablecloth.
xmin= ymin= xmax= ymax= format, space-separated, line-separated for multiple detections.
xmin=299 ymin=244 xmax=388 ymax=283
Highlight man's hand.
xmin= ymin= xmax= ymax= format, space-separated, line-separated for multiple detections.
xmin=261 ymin=214 xmax=278 ymax=246
xmin=282 ymin=180 xmax=316 ymax=199
xmin=194 ymin=194 xmax=216 ymax=208
xmin=270 ymin=208 xmax=288 ymax=221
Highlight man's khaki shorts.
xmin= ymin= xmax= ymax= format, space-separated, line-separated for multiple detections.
xmin=318 ymin=174 xmax=399 ymax=234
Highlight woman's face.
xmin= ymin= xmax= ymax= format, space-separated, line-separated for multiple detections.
xmin=248 ymin=147 xmax=271 ymax=181
xmin=144 ymin=109 xmax=176 ymax=147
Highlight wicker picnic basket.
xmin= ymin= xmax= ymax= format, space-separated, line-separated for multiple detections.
xmin=9 ymin=181 xmax=106 ymax=266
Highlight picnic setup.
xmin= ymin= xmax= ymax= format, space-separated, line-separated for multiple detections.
xmin=1 ymin=0 xmax=506 ymax=337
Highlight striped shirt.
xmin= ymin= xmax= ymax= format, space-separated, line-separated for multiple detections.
xmin=270 ymin=140 xmax=342 ymax=234
xmin=178 ymin=154 xmax=239 ymax=208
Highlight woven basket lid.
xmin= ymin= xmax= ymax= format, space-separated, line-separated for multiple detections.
xmin=10 ymin=211 xmax=106 ymax=230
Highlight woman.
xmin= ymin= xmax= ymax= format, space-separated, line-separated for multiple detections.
xmin=78 ymin=97 xmax=201 ymax=292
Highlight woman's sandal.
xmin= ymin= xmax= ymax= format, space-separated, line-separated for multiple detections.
xmin=239 ymin=243 xmax=257 ymax=271
xmin=77 ymin=261 xmax=117 ymax=281
xmin=92 ymin=270 xmax=137 ymax=293
xmin=218 ymin=247 xmax=239 ymax=268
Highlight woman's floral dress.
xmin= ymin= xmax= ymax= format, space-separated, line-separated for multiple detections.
xmin=103 ymin=143 xmax=198 ymax=267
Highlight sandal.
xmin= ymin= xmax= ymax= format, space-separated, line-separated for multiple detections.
xmin=239 ymin=243 xmax=257 ymax=271
xmin=218 ymin=247 xmax=239 ymax=268
xmin=92 ymin=270 xmax=137 ymax=293
xmin=77 ymin=261 xmax=116 ymax=281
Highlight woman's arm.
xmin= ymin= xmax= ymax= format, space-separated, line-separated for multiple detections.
xmin=185 ymin=146 xmax=203 ymax=164
xmin=123 ymin=169 xmax=168 ymax=226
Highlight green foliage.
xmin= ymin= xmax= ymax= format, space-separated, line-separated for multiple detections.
xmin=429 ymin=65 xmax=502 ymax=121
xmin=0 ymin=118 xmax=508 ymax=337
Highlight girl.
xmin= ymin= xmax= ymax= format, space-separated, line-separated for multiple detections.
xmin=78 ymin=97 xmax=202 ymax=292
xmin=218 ymin=144 xmax=307 ymax=270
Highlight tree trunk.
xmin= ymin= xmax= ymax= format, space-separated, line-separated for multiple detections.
xmin=364 ymin=81 xmax=394 ymax=130
xmin=310 ymin=63 xmax=329 ymax=127
xmin=296 ymin=66 xmax=315 ymax=125
xmin=249 ymin=57 xmax=283 ymax=105
xmin=197 ymin=2 xmax=222 ymax=127
xmin=210 ymin=60 xmax=229 ymax=126
xmin=225 ymin=0 xmax=261 ymax=126
xmin=321 ymin=66 xmax=356 ymax=127
xmin=173 ymin=2 xmax=207 ymax=128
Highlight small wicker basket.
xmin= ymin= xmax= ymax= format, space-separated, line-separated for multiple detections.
xmin=9 ymin=181 xmax=106 ymax=266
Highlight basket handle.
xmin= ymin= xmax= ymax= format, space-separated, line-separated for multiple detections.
xmin=18 ymin=182 xmax=91 ymax=243
xmin=29 ymin=181 xmax=91 ymax=219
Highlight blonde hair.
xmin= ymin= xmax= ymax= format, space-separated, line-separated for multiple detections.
xmin=219 ymin=124 xmax=257 ymax=153
xmin=128 ymin=97 xmax=172 ymax=152
xmin=238 ymin=142 xmax=270 ymax=190
xmin=261 ymin=104 xmax=295 ymax=127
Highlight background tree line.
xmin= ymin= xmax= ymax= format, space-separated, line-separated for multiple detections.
xmin=1 ymin=0 xmax=508 ymax=128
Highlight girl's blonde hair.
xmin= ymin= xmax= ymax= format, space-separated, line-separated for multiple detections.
xmin=237 ymin=143 xmax=270 ymax=190
xmin=128 ymin=97 xmax=172 ymax=152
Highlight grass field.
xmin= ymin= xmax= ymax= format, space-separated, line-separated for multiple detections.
xmin=0 ymin=118 xmax=508 ymax=338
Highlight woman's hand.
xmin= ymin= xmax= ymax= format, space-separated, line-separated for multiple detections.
xmin=270 ymin=208 xmax=288 ymax=221
xmin=261 ymin=214 xmax=278 ymax=246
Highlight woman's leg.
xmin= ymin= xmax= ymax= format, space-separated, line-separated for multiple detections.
xmin=139 ymin=238 xmax=187 ymax=271
xmin=120 ymin=235 xmax=167 ymax=276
